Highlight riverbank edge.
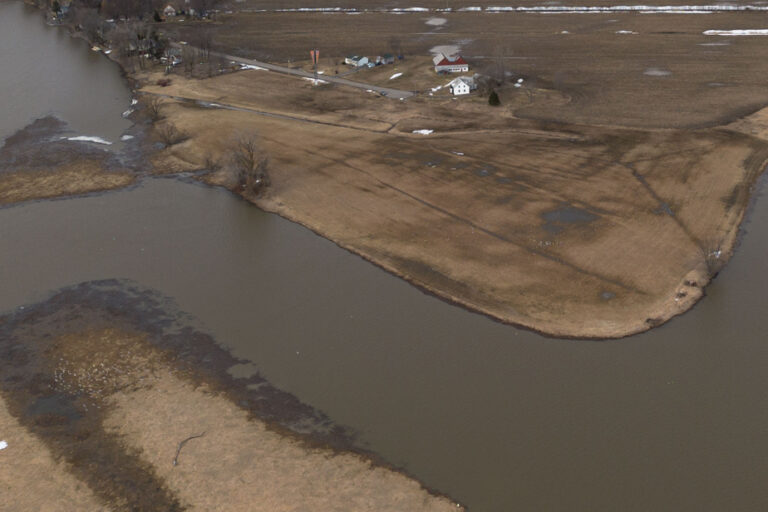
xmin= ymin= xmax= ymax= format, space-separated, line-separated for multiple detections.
xmin=245 ymin=154 xmax=759 ymax=341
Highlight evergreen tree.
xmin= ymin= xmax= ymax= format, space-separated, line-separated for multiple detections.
xmin=488 ymin=90 xmax=501 ymax=106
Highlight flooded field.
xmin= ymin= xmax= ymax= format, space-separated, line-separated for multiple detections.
xmin=2 ymin=2 xmax=768 ymax=511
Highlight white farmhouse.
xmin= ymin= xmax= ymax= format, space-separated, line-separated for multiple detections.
xmin=163 ymin=4 xmax=177 ymax=17
xmin=449 ymin=76 xmax=476 ymax=95
xmin=344 ymin=55 xmax=369 ymax=67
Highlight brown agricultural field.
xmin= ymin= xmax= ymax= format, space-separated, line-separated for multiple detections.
xmin=167 ymin=10 xmax=768 ymax=128
xmin=138 ymin=49 xmax=768 ymax=336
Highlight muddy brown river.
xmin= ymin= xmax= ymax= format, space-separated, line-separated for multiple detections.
xmin=2 ymin=2 xmax=768 ymax=510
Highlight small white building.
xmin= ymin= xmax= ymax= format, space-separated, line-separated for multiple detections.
xmin=449 ymin=76 xmax=476 ymax=95
xmin=163 ymin=4 xmax=177 ymax=17
xmin=344 ymin=55 xmax=369 ymax=67
xmin=433 ymin=53 xmax=469 ymax=73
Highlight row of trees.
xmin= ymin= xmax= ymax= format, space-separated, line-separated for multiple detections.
xmin=53 ymin=0 xmax=221 ymax=22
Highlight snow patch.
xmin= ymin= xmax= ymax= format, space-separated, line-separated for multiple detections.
xmin=425 ymin=17 xmax=447 ymax=25
xmin=413 ymin=129 xmax=434 ymax=135
xmin=704 ymin=29 xmax=768 ymax=35
xmin=430 ymin=44 xmax=461 ymax=55
xmin=303 ymin=77 xmax=328 ymax=84
xmin=121 ymin=135 xmax=134 ymax=141
xmin=0 ymin=441 xmax=7 ymax=450
xmin=241 ymin=64 xmax=267 ymax=71
xmin=389 ymin=72 xmax=403 ymax=80
xmin=644 ymin=67 xmax=671 ymax=76
xmin=65 ymin=136 xmax=113 ymax=145
xmin=560 ymin=30 xmax=570 ymax=33
xmin=615 ymin=30 xmax=638 ymax=34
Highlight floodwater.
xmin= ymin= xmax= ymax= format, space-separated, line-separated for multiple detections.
xmin=2 ymin=3 xmax=768 ymax=511
xmin=0 ymin=1 xmax=131 ymax=143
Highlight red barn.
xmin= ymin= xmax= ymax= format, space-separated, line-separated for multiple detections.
xmin=433 ymin=54 xmax=469 ymax=73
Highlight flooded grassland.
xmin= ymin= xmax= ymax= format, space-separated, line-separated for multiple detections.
xmin=0 ymin=282 xmax=461 ymax=511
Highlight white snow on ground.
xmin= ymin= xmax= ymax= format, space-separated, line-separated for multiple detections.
xmin=302 ymin=77 xmax=328 ymax=84
xmin=430 ymin=44 xmax=461 ymax=55
xmin=426 ymin=17 xmax=447 ymax=25
xmin=131 ymin=99 xmax=138 ymax=105
xmin=103 ymin=49 xmax=112 ymax=54
xmin=121 ymin=135 xmax=134 ymax=141
xmin=704 ymin=29 xmax=768 ymax=35
xmin=644 ymin=67 xmax=672 ymax=76
xmin=241 ymin=64 xmax=267 ymax=71
xmin=413 ymin=129 xmax=434 ymax=135
xmin=0 ymin=441 xmax=7 ymax=450
xmin=65 ymin=136 xmax=113 ymax=145
xmin=390 ymin=72 xmax=403 ymax=80
xmin=616 ymin=30 xmax=638 ymax=34
xmin=431 ymin=84 xmax=444 ymax=92
xmin=484 ymin=5 xmax=768 ymax=13
xmin=237 ymin=4 xmax=768 ymax=15
xmin=560 ymin=30 xmax=570 ymax=33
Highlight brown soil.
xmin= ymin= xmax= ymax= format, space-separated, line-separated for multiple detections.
xmin=165 ymin=10 xmax=768 ymax=129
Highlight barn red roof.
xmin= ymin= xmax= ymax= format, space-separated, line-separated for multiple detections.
xmin=435 ymin=55 xmax=467 ymax=67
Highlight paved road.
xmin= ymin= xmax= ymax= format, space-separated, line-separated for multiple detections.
xmin=215 ymin=50 xmax=417 ymax=100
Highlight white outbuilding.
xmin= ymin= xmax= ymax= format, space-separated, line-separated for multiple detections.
xmin=449 ymin=76 xmax=476 ymax=95
xmin=344 ymin=55 xmax=369 ymax=67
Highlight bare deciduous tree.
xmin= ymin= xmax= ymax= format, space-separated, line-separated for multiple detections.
xmin=155 ymin=122 xmax=186 ymax=146
xmin=232 ymin=136 xmax=270 ymax=195
xmin=145 ymin=96 xmax=164 ymax=121
xmin=388 ymin=36 xmax=402 ymax=58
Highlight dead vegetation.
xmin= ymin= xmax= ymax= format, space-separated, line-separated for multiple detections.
xmin=155 ymin=121 xmax=187 ymax=146
xmin=137 ymin=66 xmax=768 ymax=337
